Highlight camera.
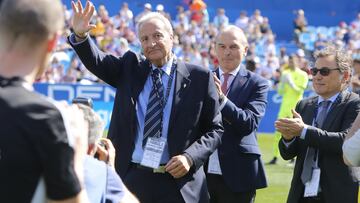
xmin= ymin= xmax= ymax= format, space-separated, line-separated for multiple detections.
xmin=72 ymin=97 xmax=93 ymax=108
xmin=98 ymin=139 xmax=107 ymax=149
xmin=94 ymin=140 xmax=108 ymax=159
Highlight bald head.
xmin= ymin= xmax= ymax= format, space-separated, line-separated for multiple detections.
xmin=215 ymin=25 xmax=248 ymax=47
xmin=215 ymin=25 xmax=249 ymax=72
xmin=0 ymin=0 xmax=64 ymax=46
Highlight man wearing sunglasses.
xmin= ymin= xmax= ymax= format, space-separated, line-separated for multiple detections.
xmin=276 ymin=44 xmax=360 ymax=203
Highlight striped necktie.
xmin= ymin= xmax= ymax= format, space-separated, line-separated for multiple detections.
xmin=143 ymin=68 xmax=164 ymax=147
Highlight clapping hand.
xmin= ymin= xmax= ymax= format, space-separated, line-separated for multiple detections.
xmin=275 ymin=109 xmax=305 ymax=141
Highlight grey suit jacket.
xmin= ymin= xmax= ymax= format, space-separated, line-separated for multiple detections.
xmin=279 ymin=90 xmax=360 ymax=203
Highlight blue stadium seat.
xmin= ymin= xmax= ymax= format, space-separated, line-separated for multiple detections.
xmin=304 ymin=41 xmax=315 ymax=51
xmin=316 ymin=26 xmax=328 ymax=35
xmin=306 ymin=26 xmax=317 ymax=34
xmin=299 ymin=32 xmax=312 ymax=44
xmin=327 ymin=26 xmax=338 ymax=38
xmin=255 ymin=44 xmax=266 ymax=57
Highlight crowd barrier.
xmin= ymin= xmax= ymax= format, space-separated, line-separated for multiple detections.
xmin=34 ymin=83 xmax=313 ymax=133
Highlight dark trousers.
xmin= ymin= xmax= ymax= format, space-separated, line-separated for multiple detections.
xmin=299 ymin=192 xmax=325 ymax=203
xmin=124 ymin=163 xmax=184 ymax=203
xmin=207 ymin=174 xmax=256 ymax=203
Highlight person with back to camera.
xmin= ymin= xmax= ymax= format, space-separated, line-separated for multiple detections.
xmin=0 ymin=0 xmax=89 ymax=202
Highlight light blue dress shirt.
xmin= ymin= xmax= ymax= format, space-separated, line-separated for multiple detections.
xmin=131 ymin=58 xmax=176 ymax=164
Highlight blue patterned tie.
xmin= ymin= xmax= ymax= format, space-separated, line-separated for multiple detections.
xmin=301 ymin=100 xmax=331 ymax=184
xmin=143 ymin=68 xmax=164 ymax=147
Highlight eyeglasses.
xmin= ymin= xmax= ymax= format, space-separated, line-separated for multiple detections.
xmin=310 ymin=67 xmax=341 ymax=76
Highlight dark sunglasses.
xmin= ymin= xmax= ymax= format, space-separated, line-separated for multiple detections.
xmin=310 ymin=67 xmax=341 ymax=76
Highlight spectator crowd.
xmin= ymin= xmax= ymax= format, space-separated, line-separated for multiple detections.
xmin=41 ymin=1 xmax=360 ymax=94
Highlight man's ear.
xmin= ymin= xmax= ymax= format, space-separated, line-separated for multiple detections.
xmin=47 ymin=33 xmax=59 ymax=52
xmin=341 ymin=70 xmax=350 ymax=83
xmin=243 ymin=46 xmax=249 ymax=57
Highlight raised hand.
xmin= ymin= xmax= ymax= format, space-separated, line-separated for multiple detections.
xmin=71 ymin=0 xmax=96 ymax=38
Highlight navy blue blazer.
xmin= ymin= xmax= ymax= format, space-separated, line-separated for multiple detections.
xmin=69 ymin=37 xmax=223 ymax=203
xmin=211 ymin=67 xmax=269 ymax=192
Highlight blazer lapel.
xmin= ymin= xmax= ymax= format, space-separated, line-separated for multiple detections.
xmin=131 ymin=59 xmax=151 ymax=101
xmin=227 ymin=68 xmax=249 ymax=100
xmin=303 ymin=97 xmax=318 ymax=125
xmin=128 ymin=59 xmax=151 ymax=138
xmin=168 ymin=61 xmax=191 ymax=133
xmin=322 ymin=91 xmax=348 ymax=130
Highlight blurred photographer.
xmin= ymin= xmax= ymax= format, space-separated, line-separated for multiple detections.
xmin=0 ymin=0 xmax=89 ymax=202
xmin=74 ymin=102 xmax=138 ymax=203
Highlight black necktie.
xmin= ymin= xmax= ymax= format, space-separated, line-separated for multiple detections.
xmin=143 ymin=68 xmax=164 ymax=147
xmin=301 ymin=100 xmax=331 ymax=184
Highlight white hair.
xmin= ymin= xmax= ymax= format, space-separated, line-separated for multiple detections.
xmin=136 ymin=12 xmax=173 ymax=37
xmin=76 ymin=104 xmax=105 ymax=145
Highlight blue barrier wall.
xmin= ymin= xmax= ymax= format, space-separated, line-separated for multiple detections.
xmin=34 ymin=83 xmax=313 ymax=133
xmin=34 ymin=83 xmax=115 ymax=128
xmin=259 ymin=90 xmax=314 ymax=133
xmin=62 ymin=0 xmax=360 ymax=40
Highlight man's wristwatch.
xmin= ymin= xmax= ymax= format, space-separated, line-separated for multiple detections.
xmin=74 ymin=32 xmax=88 ymax=40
